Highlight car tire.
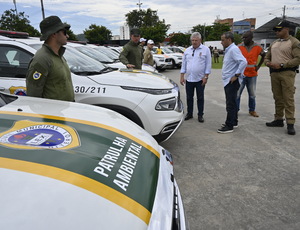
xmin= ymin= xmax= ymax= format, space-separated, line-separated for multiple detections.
xmin=171 ymin=59 xmax=176 ymax=69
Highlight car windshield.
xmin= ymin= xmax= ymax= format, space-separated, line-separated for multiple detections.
xmin=162 ymin=47 xmax=174 ymax=54
xmin=73 ymin=45 xmax=115 ymax=63
xmin=93 ymin=46 xmax=119 ymax=61
xmin=29 ymin=43 xmax=110 ymax=75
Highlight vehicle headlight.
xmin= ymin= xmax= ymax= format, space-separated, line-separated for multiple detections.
xmin=121 ymin=86 xmax=172 ymax=95
xmin=155 ymin=97 xmax=176 ymax=110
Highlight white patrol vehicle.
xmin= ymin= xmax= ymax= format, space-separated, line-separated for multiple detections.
xmin=0 ymin=32 xmax=184 ymax=143
xmin=69 ymin=43 xmax=158 ymax=72
xmin=0 ymin=92 xmax=189 ymax=230
xmin=153 ymin=46 xmax=183 ymax=68
xmin=153 ymin=53 xmax=173 ymax=71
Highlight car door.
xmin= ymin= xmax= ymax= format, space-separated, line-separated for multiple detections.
xmin=0 ymin=43 xmax=32 ymax=95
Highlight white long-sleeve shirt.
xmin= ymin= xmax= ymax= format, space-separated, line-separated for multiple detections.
xmin=180 ymin=44 xmax=212 ymax=82
xmin=222 ymin=43 xmax=247 ymax=86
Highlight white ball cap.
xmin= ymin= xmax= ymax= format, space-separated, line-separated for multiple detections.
xmin=147 ymin=39 xmax=154 ymax=44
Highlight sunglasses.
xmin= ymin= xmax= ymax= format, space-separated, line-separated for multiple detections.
xmin=56 ymin=29 xmax=67 ymax=36
xmin=274 ymin=28 xmax=283 ymax=32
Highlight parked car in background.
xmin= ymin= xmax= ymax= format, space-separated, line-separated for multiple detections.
xmin=0 ymin=32 xmax=184 ymax=142
xmin=153 ymin=46 xmax=183 ymax=68
xmin=67 ymin=42 xmax=157 ymax=72
xmin=166 ymin=46 xmax=185 ymax=54
xmin=152 ymin=54 xmax=173 ymax=72
xmin=0 ymin=92 xmax=189 ymax=230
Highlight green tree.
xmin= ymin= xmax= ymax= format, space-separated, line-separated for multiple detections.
xmin=83 ymin=24 xmax=112 ymax=44
xmin=206 ymin=23 xmax=231 ymax=41
xmin=0 ymin=9 xmax=40 ymax=36
xmin=169 ymin=33 xmax=191 ymax=47
xmin=125 ymin=8 xmax=170 ymax=43
xmin=296 ymin=29 xmax=300 ymax=40
xmin=233 ymin=33 xmax=242 ymax=45
xmin=66 ymin=29 xmax=78 ymax=41
xmin=192 ymin=24 xmax=213 ymax=42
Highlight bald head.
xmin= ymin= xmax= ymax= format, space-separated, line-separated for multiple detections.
xmin=242 ymin=31 xmax=254 ymax=46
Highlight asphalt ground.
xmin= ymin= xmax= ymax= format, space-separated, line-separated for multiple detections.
xmin=161 ymin=67 xmax=300 ymax=230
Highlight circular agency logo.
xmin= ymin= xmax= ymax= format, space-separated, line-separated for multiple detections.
xmin=0 ymin=120 xmax=80 ymax=150
xmin=9 ymin=86 xmax=27 ymax=96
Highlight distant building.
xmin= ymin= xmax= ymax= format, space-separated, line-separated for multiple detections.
xmin=233 ymin=20 xmax=251 ymax=34
xmin=111 ymin=35 xmax=120 ymax=40
xmin=215 ymin=18 xmax=233 ymax=30
xmin=120 ymin=23 xmax=130 ymax=40
xmin=215 ymin=17 xmax=256 ymax=33
xmin=254 ymin=16 xmax=300 ymax=50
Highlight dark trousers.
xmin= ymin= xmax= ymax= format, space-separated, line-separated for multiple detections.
xmin=186 ymin=80 xmax=205 ymax=116
xmin=224 ymin=80 xmax=240 ymax=128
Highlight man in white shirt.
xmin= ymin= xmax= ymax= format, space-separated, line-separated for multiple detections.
xmin=180 ymin=32 xmax=212 ymax=122
xmin=218 ymin=32 xmax=247 ymax=133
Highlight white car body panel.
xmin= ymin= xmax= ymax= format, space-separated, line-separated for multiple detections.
xmin=0 ymin=93 xmax=188 ymax=230
xmin=0 ymin=38 xmax=184 ymax=142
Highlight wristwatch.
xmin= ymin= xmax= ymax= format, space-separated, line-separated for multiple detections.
xmin=235 ymin=74 xmax=241 ymax=77
xmin=204 ymin=76 xmax=208 ymax=79
xmin=280 ymin=63 xmax=284 ymax=68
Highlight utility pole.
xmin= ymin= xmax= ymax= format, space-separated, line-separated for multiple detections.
xmin=137 ymin=0 xmax=142 ymax=11
xmin=41 ymin=0 xmax=45 ymax=19
xmin=282 ymin=5 xmax=286 ymax=19
xmin=13 ymin=0 xmax=18 ymax=15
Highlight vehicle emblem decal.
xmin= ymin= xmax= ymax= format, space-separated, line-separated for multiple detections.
xmin=9 ymin=86 xmax=27 ymax=96
xmin=33 ymin=71 xmax=42 ymax=80
xmin=0 ymin=120 xmax=80 ymax=150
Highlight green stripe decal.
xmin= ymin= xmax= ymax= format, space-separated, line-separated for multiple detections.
xmin=0 ymin=111 xmax=160 ymax=224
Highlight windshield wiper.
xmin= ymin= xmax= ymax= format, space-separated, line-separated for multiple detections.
xmin=99 ymin=67 xmax=118 ymax=74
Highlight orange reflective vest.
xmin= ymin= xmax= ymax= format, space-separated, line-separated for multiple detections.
xmin=239 ymin=43 xmax=263 ymax=77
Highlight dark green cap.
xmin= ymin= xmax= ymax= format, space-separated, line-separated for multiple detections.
xmin=39 ymin=16 xmax=70 ymax=41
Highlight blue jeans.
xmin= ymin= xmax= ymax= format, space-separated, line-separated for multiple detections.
xmin=236 ymin=76 xmax=257 ymax=112
xmin=225 ymin=80 xmax=240 ymax=128
xmin=186 ymin=80 xmax=205 ymax=116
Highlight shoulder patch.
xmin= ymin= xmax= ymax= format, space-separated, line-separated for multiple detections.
xmin=33 ymin=71 xmax=42 ymax=80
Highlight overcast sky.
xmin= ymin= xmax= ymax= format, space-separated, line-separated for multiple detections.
xmin=1 ymin=0 xmax=299 ymax=35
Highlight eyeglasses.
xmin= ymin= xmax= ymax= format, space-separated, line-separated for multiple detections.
xmin=192 ymin=49 xmax=195 ymax=56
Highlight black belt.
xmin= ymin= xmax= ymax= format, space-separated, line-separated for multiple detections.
xmin=270 ymin=66 xmax=298 ymax=73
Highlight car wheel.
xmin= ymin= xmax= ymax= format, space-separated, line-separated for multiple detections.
xmin=171 ymin=59 xmax=176 ymax=69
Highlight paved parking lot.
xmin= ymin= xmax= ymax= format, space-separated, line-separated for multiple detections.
xmin=161 ymin=67 xmax=300 ymax=230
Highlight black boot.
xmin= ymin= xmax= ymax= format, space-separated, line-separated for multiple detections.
xmin=266 ymin=119 xmax=284 ymax=127
xmin=287 ymin=124 xmax=296 ymax=135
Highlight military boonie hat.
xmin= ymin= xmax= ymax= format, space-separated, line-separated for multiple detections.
xmin=130 ymin=28 xmax=141 ymax=36
xmin=273 ymin=20 xmax=290 ymax=31
xmin=40 ymin=16 xmax=70 ymax=41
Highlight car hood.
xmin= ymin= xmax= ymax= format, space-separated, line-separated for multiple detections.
xmin=0 ymin=95 xmax=164 ymax=229
xmin=89 ymin=68 xmax=173 ymax=88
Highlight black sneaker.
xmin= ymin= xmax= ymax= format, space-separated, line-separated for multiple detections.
xmin=287 ymin=124 xmax=296 ymax=135
xmin=266 ymin=119 xmax=284 ymax=127
xmin=222 ymin=123 xmax=238 ymax=128
xmin=217 ymin=125 xmax=233 ymax=133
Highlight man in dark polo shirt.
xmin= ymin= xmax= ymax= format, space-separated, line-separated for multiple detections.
xmin=26 ymin=15 xmax=74 ymax=102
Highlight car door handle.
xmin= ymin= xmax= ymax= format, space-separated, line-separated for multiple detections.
xmin=0 ymin=87 xmax=5 ymax=91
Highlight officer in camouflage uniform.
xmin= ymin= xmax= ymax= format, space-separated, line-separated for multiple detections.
xmin=119 ymin=28 xmax=143 ymax=69
xmin=26 ymin=15 xmax=74 ymax=102
xmin=265 ymin=20 xmax=300 ymax=135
